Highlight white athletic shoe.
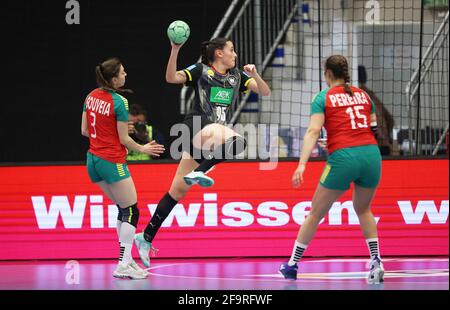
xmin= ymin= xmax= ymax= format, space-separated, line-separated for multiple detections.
xmin=129 ymin=259 xmax=149 ymax=277
xmin=113 ymin=261 xmax=148 ymax=279
xmin=183 ymin=171 xmax=214 ymax=187
xmin=367 ymin=256 xmax=385 ymax=284
xmin=134 ymin=232 xmax=158 ymax=268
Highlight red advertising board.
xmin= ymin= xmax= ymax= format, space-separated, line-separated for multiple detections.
xmin=0 ymin=159 xmax=448 ymax=260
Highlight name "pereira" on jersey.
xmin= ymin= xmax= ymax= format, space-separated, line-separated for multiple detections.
xmin=328 ymin=91 xmax=369 ymax=108
xmin=85 ymin=96 xmax=111 ymax=116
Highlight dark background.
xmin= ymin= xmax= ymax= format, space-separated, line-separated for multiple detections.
xmin=1 ymin=0 xmax=231 ymax=162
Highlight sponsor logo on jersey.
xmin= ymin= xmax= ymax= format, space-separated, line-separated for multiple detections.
xmin=210 ymin=87 xmax=233 ymax=105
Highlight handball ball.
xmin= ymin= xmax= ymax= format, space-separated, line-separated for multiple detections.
xmin=167 ymin=20 xmax=190 ymax=45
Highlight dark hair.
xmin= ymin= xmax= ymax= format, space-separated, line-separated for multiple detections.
xmin=95 ymin=57 xmax=132 ymax=94
xmin=129 ymin=104 xmax=147 ymax=117
xmin=200 ymin=37 xmax=231 ymax=65
xmin=325 ymin=55 xmax=353 ymax=96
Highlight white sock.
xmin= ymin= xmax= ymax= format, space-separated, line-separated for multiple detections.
xmin=119 ymin=222 xmax=136 ymax=264
xmin=288 ymin=241 xmax=308 ymax=266
xmin=119 ymin=242 xmax=133 ymax=265
xmin=116 ymin=220 xmax=122 ymax=239
xmin=366 ymin=238 xmax=380 ymax=260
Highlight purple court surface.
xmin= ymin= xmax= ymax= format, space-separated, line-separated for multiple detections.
xmin=0 ymin=257 xmax=447 ymax=290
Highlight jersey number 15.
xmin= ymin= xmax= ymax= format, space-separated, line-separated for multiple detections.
xmin=345 ymin=106 xmax=367 ymax=129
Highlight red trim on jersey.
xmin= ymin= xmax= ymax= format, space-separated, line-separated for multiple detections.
xmin=85 ymin=88 xmax=127 ymax=163
xmin=324 ymin=86 xmax=377 ymax=154
xmin=210 ymin=64 xmax=228 ymax=76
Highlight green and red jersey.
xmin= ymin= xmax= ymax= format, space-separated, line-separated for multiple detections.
xmin=311 ymin=86 xmax=377 ymax=154
xmin=83 ymin=88 xmax=129 ymax=163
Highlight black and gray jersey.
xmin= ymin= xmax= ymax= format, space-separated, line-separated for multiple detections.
xmin=183 ymin=63 xmax=254 ymax=124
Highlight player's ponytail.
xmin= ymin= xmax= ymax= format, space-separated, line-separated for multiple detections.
xmin=325 ymin=55 xmax=354 ymax=97
xmin=95 ymin=57 xmax=133 ymax=94
xmin=200 ymin=37 xmax=231 ymax=65
xmin=342 ymin=64 xmax=354 ymax=97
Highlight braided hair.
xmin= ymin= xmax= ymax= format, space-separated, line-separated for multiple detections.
xmin=325 ymin=55 xmax=354 ymax=96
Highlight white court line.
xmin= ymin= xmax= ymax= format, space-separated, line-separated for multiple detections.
xmin=250 ymin=270 xmax=449 ymax=280
xmin=146 ymin=261 xmax=448 ymax=284
xmin=147 ymin=269 xmax=448 ymax=285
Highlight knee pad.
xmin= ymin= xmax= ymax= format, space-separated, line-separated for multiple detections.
xmin=116 ymin=205 xmax=123 ymax=221
xmin=120 ymin=203 xmax=140 ymax=228
xmin=224 ymin=136 xmax=247 ymax=158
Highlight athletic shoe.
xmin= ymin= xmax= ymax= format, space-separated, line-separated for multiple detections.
xmin=133 ymin=232 xmax=158 ymax=268
xmin=113 ymin=262 xmax=147 ymax=279
xmin=279 ymin=262 xmax=298 ymax=280
xmin=367 ymin=256 xmax=385 ymax=284
xmin=183 ymin=171 xmax=214 ymax=187
xmin=129 ymin=259 xmax=149 ymax=276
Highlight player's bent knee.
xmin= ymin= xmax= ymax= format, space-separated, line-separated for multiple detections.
xmin=169 ymin=189 xmax=187 ymax=201
xmin=169 ymin=182 xmax=189 ymax=201
xmin=224 ymin=135 xmax=247 ymax=158
xmin=307 ymin=211 xmax=325 ymax=224
xmin=120 ymin=203 xmax=139 ymax=228
xmin=354 ymin=208 xmax=372 ymax=216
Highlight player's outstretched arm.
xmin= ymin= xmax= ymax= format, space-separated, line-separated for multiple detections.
xmin=117 ymin=121 xmax=165 ymax=156
xmin=166 ymin=42 xmax=188 ymax=84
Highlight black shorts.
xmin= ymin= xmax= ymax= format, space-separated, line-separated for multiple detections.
xmin=179 ymin=114 xmax=213 ymax=163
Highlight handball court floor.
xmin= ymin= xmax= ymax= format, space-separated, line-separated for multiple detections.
xmin=0 ymin=257 xmax=447 ymax=290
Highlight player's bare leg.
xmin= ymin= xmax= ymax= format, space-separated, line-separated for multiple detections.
xmin=135 ymin=153 xmax=199 ymax=267
xmin=353 ymin=185 xmax=384 ymax=284
xmin=184 ymin=124 xmax=245 ymax=187
xmin=280 ymin=185 xmax=344 ymax=280
xmin=102 ymin=178 xmax=148 ymax=278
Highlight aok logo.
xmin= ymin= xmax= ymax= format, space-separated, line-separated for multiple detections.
xmin=31 ymin=194 xmax=449 ymax=229
xmin=214 ymin=90 xmax=231 ymax=101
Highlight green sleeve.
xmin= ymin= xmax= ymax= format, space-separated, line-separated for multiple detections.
xmin=311 ymin=89 xmax=328 ymax=115
xmin=112 ymin=93 xmax=129 ymax=122
xmin=83 ymin=94 xmax=88 ymax=112
xmin=371 ymin=97 xmax=376 ymax=114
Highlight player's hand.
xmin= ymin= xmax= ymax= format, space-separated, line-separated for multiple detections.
xmin=128 ymin=121 xmax=136 ymax=134
xmin=170 ymin=41 xmax=184 ymax=49
xmin=317 ymin=138 xmax=328 ymax=151
xmin=141 ymin=140 xmax=165 ymax=157
xmin=243 ymin=64 xmax=258 ymax=77
xmin=292 ymin=164 xmax=306 ymax=188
